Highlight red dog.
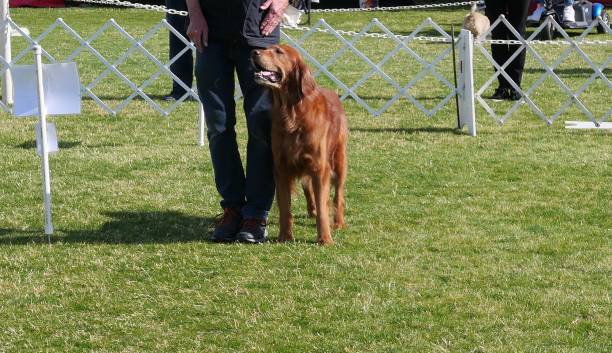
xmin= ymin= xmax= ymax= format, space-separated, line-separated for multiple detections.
xmin=252 ymin=44 xmax=348 ymax=245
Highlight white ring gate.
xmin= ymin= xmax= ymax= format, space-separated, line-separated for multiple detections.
xmin=474 ymin=15 xmax=611 ymax=127
xmin=1 ymin=2 xmax=610 ymax=136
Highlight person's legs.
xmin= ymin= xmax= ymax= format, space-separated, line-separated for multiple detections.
xmin=233 ymin=43 xmax=275 ymax=221
xmin=166 ymin=0 xmax=193 ymax=99
xmin=226 ymin=42 xmax=275 ymax=243
xmin=485 ymin=0 xmax=511 ymax=90
xmin=506 ymin=0 xmax=529 ymax=90
xmin=195 ymin=40 xmax=246 ymax=213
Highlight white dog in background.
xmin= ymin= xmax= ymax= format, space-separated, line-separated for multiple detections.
xmin=463 ymin=2 xmax=490 ymax=42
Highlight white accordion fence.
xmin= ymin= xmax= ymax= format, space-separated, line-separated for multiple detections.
xmin=0 ymin=13 xmax=610 ymax=132
xmin=473 ymin=15 xmax=611 ymax=127
xmin=0 ymin=17 xmax=199 ymax=117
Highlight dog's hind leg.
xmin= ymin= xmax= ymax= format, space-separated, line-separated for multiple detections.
xmin=332 ymin=145 xmax=347 ymax=230
xmin=276 ymin=174 xmax=295 ymax=242
xmin=301 ymin=176 xmax=317 ymax=218
xmin=312 ymin=168 xmax=333 ymax=245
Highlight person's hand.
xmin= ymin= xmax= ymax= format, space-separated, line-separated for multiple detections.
xmin=187 ymin=11 xmax=208 ymax=52
xmin=260 ymin=0 xmax=288 ymax=36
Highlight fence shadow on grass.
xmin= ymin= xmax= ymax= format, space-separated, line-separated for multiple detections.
xmin=522 ymin=67 xmax=612 ymax=77
xmin=0 ymin=210 xmax=217 ymax=245
xmin=80 ymin=95 xmax=199 ymax=102
xmin=350 ymin=126 xmax=462 ymax=134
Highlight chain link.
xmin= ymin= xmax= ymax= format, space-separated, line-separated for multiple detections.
xmin=71 ymin=0 xmax=189 ymax=16
xmin=309 ymin=1 xmax=476 ymax=13
xmin=282 ymin=23 xmax=452 ymax=42
xmin=66 ymin=0 xmax=612 ymax=45
xmin=282 ymin=24 xmax=612 ymax=45
xmin=484 ymin=38 xmax=612 ymax=45
xmin=70 ymin=0 xmax=477 ymax=16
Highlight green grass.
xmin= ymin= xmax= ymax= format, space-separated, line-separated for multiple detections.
xmin=1 ymin=7 xmax=611 ymax=353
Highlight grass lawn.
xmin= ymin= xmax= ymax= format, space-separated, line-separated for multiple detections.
xmin=0 ymin=6 xmax=610 ymax=353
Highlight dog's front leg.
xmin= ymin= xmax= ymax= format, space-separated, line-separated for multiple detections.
xmin=275 ymin=173 xmax=294 ymax=242
xmin=312 ymin=169 xmax=333 ymax=245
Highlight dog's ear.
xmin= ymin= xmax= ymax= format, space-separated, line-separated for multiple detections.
xmin=298 ymin=59 xmax=316 ymax=97
xmin=290 ymin=55 xmax=316 ymax=99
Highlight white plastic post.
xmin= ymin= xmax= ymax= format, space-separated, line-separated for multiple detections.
xmin=34 ymin=45 xmax=53 ymax=236
xmin=198 ymin=102 xmax=205 ymax=147
xmin=458 ymin=29 xmax=476 ymax=137
xmin=1 ymin=0 xmax=13 ymax=105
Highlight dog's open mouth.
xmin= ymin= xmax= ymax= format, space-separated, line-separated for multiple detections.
xmin=253 ymin=61 xmax=282 ymax=84
xmin=254 ymin=70 xmax=281 ymax=83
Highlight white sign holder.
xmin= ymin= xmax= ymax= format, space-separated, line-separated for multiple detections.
xmin=34 ymin=45 xmax=54 ymax=237
xmin=1 ymin=0 xmax=13 ymax=105
xmin=457 ymin=29 xmax=477 ymax=137
xmin=10 ymin=45 xmax=81 ymax=239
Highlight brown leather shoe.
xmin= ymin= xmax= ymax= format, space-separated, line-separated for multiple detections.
xmin=210 ymin=208 xmax=242 ymax=242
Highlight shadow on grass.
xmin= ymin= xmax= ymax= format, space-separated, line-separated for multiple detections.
xmin=0 ymin=210 xmax=329 ymax=246
xmin=81 ymin=95 xmax=198 ymax=102
xmin=0 ymin=210 xmax=216 ymax=245
xmin=346 ymin=95 xmax=453 ymax=101
xmin=523 ymin=67 xmax=612 ymax=76
xmin=16 ymin=140 xmax=82 ymax=150
xmin=350 ymin=126 xmax=463 ymax=134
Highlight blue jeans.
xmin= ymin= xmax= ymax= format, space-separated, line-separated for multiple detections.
xmin=195 ymin=39 xmax=275 ymax=220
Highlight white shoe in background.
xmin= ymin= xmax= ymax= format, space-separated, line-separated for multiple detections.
xmin=527 ymin=6 xmax=545 ymax=22
xmin=282 ymin=5 xmax=303 ymax=28
xmin=563 ymin=5 xmax=576 ymax=23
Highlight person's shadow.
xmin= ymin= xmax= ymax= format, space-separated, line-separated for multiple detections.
xmin=0 ymin=210 xmax=217 ymax=245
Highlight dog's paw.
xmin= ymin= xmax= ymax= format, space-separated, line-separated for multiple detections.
xmin=317 ymin=235 xmax=334 ymax=246
xmin=278 ymin=232 xmax=294 ymax=242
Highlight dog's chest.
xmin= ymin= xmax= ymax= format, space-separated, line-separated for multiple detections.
xmin=272 ymin=128 xmax=316 ymax=173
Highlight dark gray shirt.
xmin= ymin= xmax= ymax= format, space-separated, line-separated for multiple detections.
xmin=199 ymin=0 xmax=280 ymax=47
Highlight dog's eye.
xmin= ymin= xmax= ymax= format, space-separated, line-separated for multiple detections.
xmin=275 ymin=48 xmax=283 ymax=55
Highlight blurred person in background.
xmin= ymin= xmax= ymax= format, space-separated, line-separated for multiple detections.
xmin=528 ymin=0 xmax=576 ymax=23
xmin=485 ymin=0 xmax=529 ymax=101
xmin=164 ymin=0 xmax=193 ymax=101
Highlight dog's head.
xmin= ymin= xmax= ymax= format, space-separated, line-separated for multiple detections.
xmin=251 ymin=44 xmax=315 ymax=98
